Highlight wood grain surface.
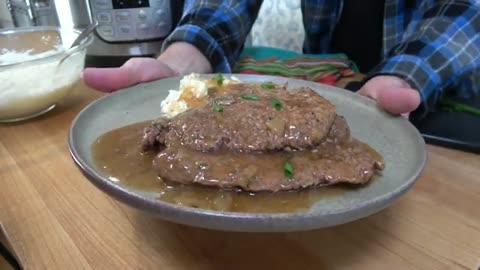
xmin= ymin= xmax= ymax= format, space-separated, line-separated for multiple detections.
xmin=0 ymin=81 xmax=479 ymax=270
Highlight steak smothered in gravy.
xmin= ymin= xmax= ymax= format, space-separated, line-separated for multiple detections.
xmin=141 ymin=76 xmax=384 ymax=192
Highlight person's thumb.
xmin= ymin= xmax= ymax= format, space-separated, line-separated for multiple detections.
xmin=82 ymin=57 xmax=177 ymax=92
xmin=357 ymin=75 xmax=421 ymax=116
xmin=376 ymin=87 xmax=421 ymax=115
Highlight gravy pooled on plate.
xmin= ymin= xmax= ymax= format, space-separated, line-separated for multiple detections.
xmin=93 ymin=121 xmax=353 ymax=213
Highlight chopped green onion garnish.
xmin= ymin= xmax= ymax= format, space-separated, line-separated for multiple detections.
xmin=261 ymin=83 xmax=275 ymax=89
xmin=246 ymin=175 xmax=257 ymax=188
xmin=240 ymin=94 xmax=258 ymax=100
xmin=212 ymin=100 xmax=223 ymax=112
xmin=216 ymin=73 xmax=224 ymax=86
xmin=271 ymin=98 xmax=283 ymax=110
xmin=284 ymin=161 xmax=294 ymax=178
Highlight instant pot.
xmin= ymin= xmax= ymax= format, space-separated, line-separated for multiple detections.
xmin=1 ymin=0 xmax=182 ymax=67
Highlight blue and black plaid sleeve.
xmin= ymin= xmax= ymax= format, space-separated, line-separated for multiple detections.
xmin=161 ymin=0 xmax=261 ymax=73
xmin=163 ymin=0 xmax=479 ymax=115
xmin=368 ymin=0 xmax=480 ymax=115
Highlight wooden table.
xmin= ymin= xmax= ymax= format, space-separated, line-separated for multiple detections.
xmin=0 ymin=81 xmax=479 ymax=270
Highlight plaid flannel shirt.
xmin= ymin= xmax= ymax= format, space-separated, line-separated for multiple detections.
xmin=162 ymin=0 xmax=480 ymax=114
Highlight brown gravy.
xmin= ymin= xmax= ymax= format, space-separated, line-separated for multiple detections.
xmin=92 ymin=121 xmax=376 ymax=213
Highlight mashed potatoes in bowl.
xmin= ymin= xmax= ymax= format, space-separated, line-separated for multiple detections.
xmin=0 ymin=26 xmax=92 ymax=122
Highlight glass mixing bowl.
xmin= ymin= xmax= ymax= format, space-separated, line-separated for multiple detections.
xmin=0 ymin=26 xmax=93 ymax=122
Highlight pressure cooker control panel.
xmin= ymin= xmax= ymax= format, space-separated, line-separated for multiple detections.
xmin=89 ymin=0 xmax=172 ymax=42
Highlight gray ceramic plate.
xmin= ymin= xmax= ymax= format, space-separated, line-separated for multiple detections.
xmin=68 ymin=74 xmax=427 ymax=232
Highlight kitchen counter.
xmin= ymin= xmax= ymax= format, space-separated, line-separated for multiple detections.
xmin=0 ymin=81 xmax=479 ymax=270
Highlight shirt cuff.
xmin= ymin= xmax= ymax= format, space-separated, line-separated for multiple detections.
xmin=364 ymin=54 xmax=443 ymax=119
xmin=161 ymin=24 xmax=232 ymax=73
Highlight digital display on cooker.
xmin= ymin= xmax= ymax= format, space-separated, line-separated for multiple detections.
xmin=112 ymin=0 xmax=149 ymax=9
